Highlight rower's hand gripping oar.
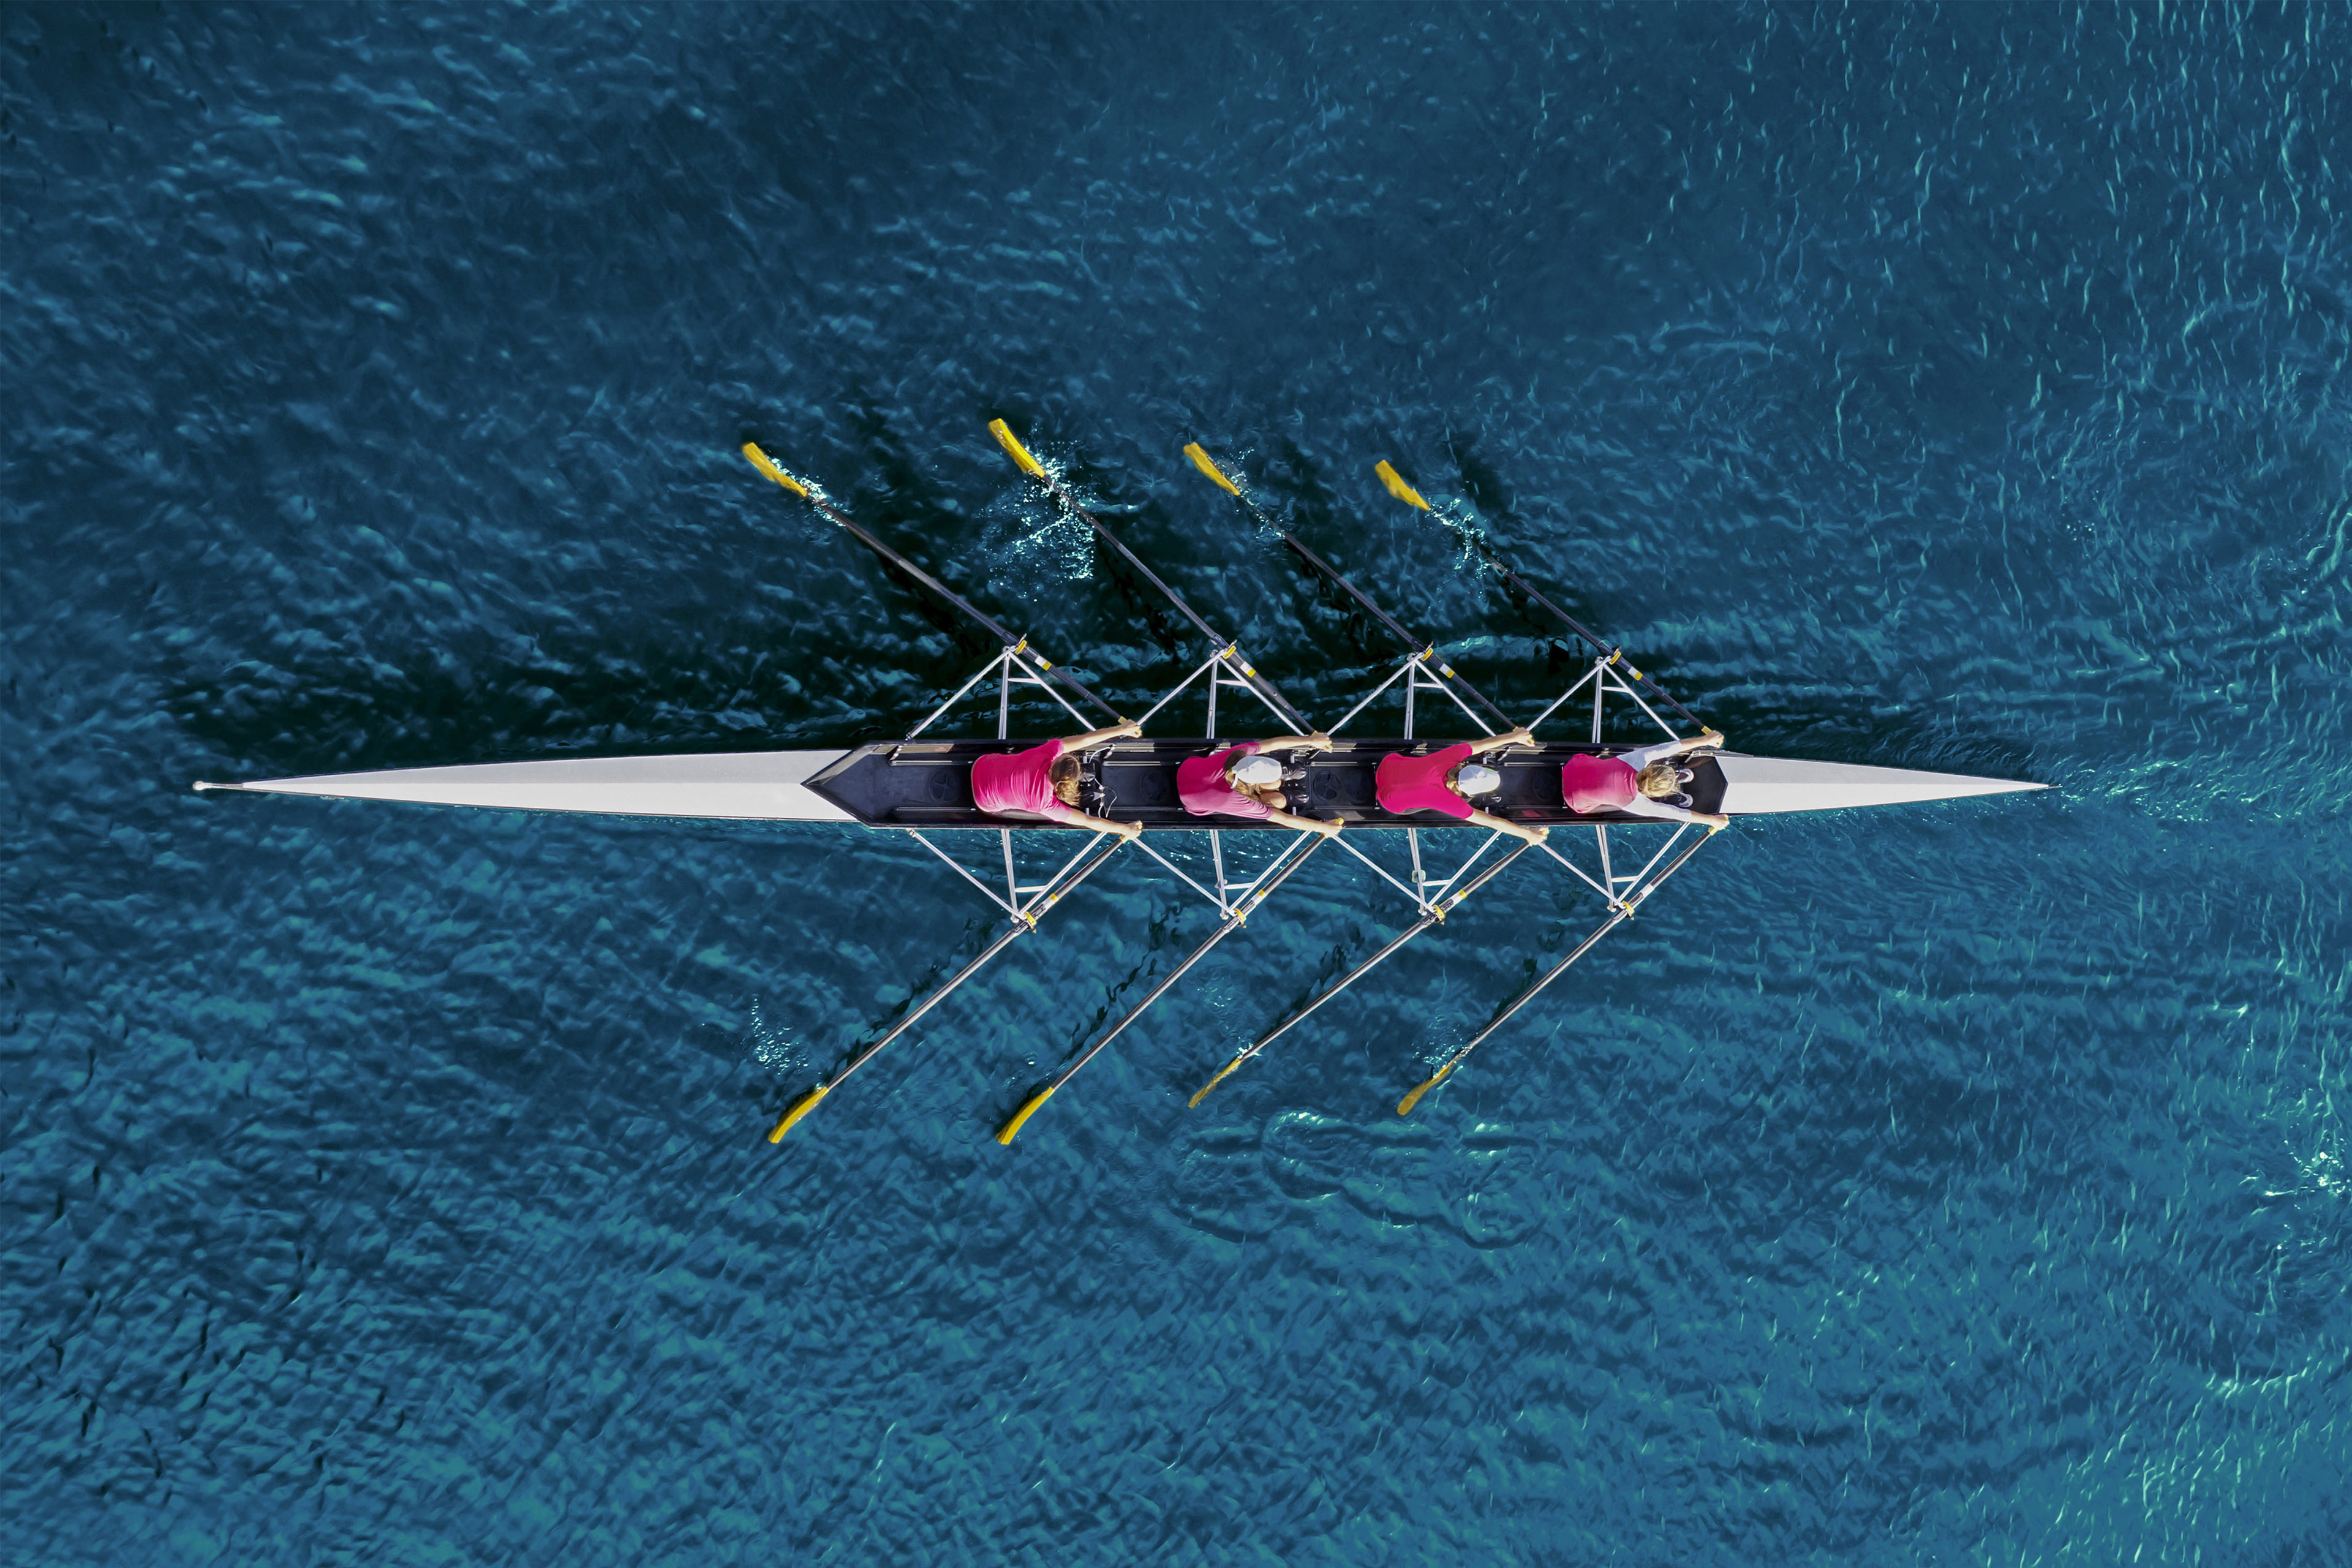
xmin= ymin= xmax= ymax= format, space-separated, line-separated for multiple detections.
xmin=742 ymin=442 xmax=1125 ymax=727
xmin=988 ymin=420 xmax=1313 ymax=734
xmin=1184 ymin=444 xmax=1512 ymax=731
xmin=1188 ymin=838 xmax=1538 ymax=1107
xmin=995 ymin=827 xmax=1333 ymax=1145
xmin=768 ymin=831 xmax=1131 ymax=1142
xmin=1395 ymin=827 xmax=1714 ymax=1115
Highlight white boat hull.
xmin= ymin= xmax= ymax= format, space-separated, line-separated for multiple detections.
xmin=198 ymin=747 xmax=2041 ymax=823
xmin=195 ymin=751 xmax=859 ymax=823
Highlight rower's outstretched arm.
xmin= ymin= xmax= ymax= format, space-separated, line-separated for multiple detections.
xmin=1256 ymin=732 xmax=1333 ymax=753
xmin=1620 ymin=729 xmax=1725 ymax=771
xmin=1468 ymin=808 xmax=1548 ymax=846
xmin=1055 ymin=807 xmax=1144 ymax=840
xmin=1264 ymin=807 xmax=1344 ymax=839
xmin=1060 ymin=721 xmax=1145 ymax=750
xmin=1621 ymin=796 xmax=1730 ymax=832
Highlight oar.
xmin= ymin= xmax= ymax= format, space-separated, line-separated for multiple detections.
xmin=1370 ymin=456 xmax=1705 ymax=731
xmin=995 ymin=829 xmax=1332 ymax=1144
xmin=988 ymin=420 xmax=1314 ymax=734
xmin=1184 ymin=443 xmax=1513 ymax=730
xmin=768 ymin=832 xmax=1128 ymax=1141
xmin=743 ymin=442 xmax=1123 ymax=726
xmin=1395 ymin=828 xmax=1713 ymax=1115
xmin=1189 ymin=839 xmax=1536 ymax=1107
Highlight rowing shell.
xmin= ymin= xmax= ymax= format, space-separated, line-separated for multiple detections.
xmin=193 ymin=425 xmax=2050 ymax=1142
xmin=193 ymin=741 xmax=2042 ymax=823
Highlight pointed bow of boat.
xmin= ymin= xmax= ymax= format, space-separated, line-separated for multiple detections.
xmin=1714 ymin=753 xmax=2045 ymax=815
xmin=193 ymin=750 xmax=858 ymax=822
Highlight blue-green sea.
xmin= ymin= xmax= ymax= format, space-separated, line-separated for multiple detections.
xmin=6 ymin=4 xmax=2350 ymax=1563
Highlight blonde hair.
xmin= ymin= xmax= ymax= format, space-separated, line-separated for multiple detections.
xmin=1636 ymin=762 xmax=1683 ymax=799
xmin=1050 ymin=753 xmax=1083 ymax=806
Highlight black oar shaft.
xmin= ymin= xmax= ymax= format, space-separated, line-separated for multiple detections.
xmin=1273 ymin=533 xmax=1513 ymax=729
xmin=1085 ymin=514 xmax=1311 ymax=731
xmin=1057 ymin=835 xmax=1325 ymax=1085
xmin=1396 ymin=830 xmax=1714 ymax=1121
xmin=832 ymin=918 xmax=1032 ymax=1088
xmin=997 ymin=831 xmax=1330 ymax=1142
xmin=1185 ymin=441 xmax=1510 ymax=730
xmin=1482 ymin=558 xmax=1702 ymax=730
xmin=744 ymin=443 xmax=1122 ymax=725
xmin=991 ymin=423 xmax=1313 ymax=733
xmin=1245 ymin=840 xmax=1534 ymax=1058
xmin=769 ymin=834 xmax=1126 ymax=1141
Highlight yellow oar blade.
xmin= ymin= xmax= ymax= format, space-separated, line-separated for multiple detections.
xmin=742 ymin=442 xmax=811 ymax=497
xmin=1396 ymin=1061 xmax=1454 ymax=1116
xmin=1183 ymin=442 xmax=1242 ymax=496
xmin=1374 ymin=459 xmax=1430 ymax=511
xmin=768 ymin=1082 xmax=830 ymax=1142
xmin=1186 ymin=1054 xmax=1246 ymax=1109
xmin=994 ymin=1081 xmax=1060 ymax=1145
xmin=989 ymin=418 xmax=1047 ymax=478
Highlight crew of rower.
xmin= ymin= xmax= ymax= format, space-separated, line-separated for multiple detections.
xmin=976 ymin=723 xmax=1733 ymax=839
xmin=1375 ymin=725 xmax=1732 ymax=838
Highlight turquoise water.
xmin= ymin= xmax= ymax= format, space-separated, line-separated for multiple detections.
xmin=7 ymin=3 xmax=2351 ymax=1562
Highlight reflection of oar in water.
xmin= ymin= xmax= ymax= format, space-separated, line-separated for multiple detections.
xmin=743 ymin=441 xmax=1124 ymax=728
xmin=989 ymin=420 xmax=1313 ymax=734
xmin=1188 ymin=840 xmax=1537 ymax=1107
xmin=995 ymin=827 xmax=1332 ymax=1144
xmin=1186 ymin=443 xmax=1513 ymax=732
xmin=1373 ymin=457 xmax=1705 ymax=732
xmin=769 ymin=831 xmax=1131 ymax=1140
xmin=1395 ymin=829 xmax=1712 ymax=1115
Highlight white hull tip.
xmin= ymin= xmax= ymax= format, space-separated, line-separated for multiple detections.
xmin=1716 ymin=753 xmax=2045 ymax=815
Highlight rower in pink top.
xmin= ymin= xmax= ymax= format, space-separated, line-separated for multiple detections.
xmin=971 ymin=721 xmax=1147 ymax=838
xmin=1373 ymin=726 xmax=1548 ymax=846
xmin=1174 ymin=731 xmax=1344 ymax=837
xmin=1560 ymin=728 xmax=1729 ymax=829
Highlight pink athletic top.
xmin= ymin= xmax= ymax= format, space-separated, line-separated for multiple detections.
xmin=1374 ymin=742 xmax=1477 ymax=820
xmin=1561 ymin=753 xmax=1638 ymax=813
xmin=1175 ymin=742 xmax=1272 ymax=820
xmin=971 ymin=739 xmax=1084 ymax=824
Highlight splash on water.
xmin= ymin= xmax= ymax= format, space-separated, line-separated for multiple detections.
xmin=976 ymin=454 xmax=1097 ymax=600
xmin=748 ymin=997 xmax=810 ymax=1080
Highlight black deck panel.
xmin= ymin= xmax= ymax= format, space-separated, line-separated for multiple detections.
xmin=805 ymin=739 xmax=1724 ymax=829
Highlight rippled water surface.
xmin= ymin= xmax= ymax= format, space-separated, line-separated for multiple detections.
xmin=7 ymin=4 xmax=2351 ymax=1563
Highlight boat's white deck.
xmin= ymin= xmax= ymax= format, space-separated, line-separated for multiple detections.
xmin=196 ymin=751 xmax=858 ymax=821
xmin=1714 ymin=753 xmax=2044 ymax=813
